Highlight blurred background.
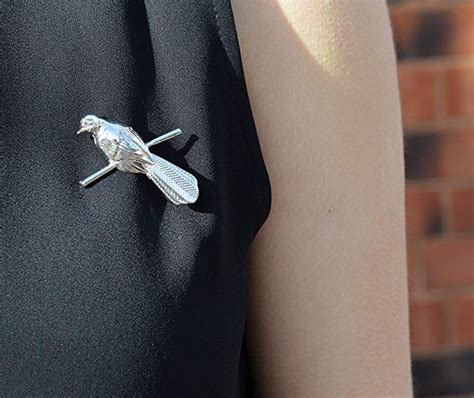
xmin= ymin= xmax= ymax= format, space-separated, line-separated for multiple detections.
xmin=388 ymin=0 xmax=473 ymax=396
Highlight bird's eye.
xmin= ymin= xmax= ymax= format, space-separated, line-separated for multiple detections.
xmin=82 ymin=117 xmax=96 ymax=127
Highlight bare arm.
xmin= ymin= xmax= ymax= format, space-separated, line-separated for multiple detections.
xmin=232 ymin=1 xmax=412 ymax=396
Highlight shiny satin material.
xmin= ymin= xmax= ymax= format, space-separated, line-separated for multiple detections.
xmin=1 ymin=1 xmax=271 ymax=396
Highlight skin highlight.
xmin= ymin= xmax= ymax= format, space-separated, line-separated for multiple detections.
xmin=232 ymin=1 xmax=413 ymax=397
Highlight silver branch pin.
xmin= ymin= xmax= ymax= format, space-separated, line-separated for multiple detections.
xmin=77 ymin=115 xmax=199 ymax=205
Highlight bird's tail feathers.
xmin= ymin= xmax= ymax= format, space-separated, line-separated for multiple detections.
xmin=145 ymin=154 xmax=199 ymax=205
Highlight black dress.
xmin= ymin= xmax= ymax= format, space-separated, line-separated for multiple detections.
xmin=1 ymin=1 xmax=271 ymax=396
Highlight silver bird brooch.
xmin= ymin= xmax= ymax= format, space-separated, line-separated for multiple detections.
xmin=77 ymin=115 xmax=199 ymax=205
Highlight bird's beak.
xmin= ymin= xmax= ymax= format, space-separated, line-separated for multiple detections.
xmin=77 ymin=127 xmax=90 ymax=135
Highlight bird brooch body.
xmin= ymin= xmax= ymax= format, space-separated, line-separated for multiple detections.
xmin=77 ymin=115 xmax=199 ymax=205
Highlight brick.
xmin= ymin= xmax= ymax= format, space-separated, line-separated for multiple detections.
xmin=450 ymin=187 xmax=474 ymax=233
xmin=405 ymin=134 xmax=440 ymax=179
xmin=453 ymin=293 xmax=474 ymax=346
xmin=404 ymin=131 xmax=474 ymax=180
xmin=410 ymin=351 xmax=474 ymax=396
xmin=398 ymin=68 xmax=436 ymax=126
xmin=446 ymin=4 xmax=474 ymax=56
xmin=390 ymin=4 xmax=474 ymax=60
xmin=406 ymin=188 xmax=443 ymax=240
xmin=423 ymin=237 xmax=474 ymax=289
xmin=438 ymin=130 xmax=474 ymax=178
xmin=410 ymin=298 xmax=447 ymax=352
xmin=407 ymin=245 xmax=421 ymax=293
xmin=390 ymin=7 xmax=421 ymax=59
xmin=444 ymin=65 xmax=474 ymax=118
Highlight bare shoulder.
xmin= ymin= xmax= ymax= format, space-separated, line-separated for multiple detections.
xmin=231 ymin=0 xmax=404 ymax=209
xmin=232 ymin=1 xmax=412 ymax=396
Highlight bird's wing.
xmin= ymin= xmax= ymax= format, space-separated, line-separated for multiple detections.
xmin=98 ymin=135 xmax=143 ymax=161
xmin=124 ymin=127 xmax=149 ymax=153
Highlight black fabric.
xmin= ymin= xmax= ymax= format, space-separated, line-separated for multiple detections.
xmin=1 ymin=1 xmax=271 ymax=396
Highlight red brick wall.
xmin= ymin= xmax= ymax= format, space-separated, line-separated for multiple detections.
xmin=389 ymin=0 xmax=474 ymax=356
